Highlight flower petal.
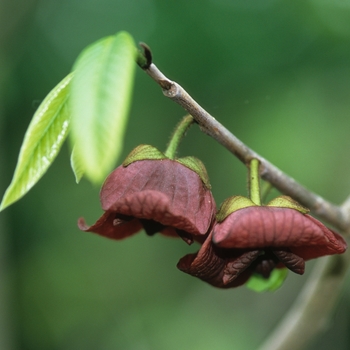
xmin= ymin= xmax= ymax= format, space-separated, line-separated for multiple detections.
xmin=213 ymin=207 xmax=346 ymax=259
xmin=272 ymin=249 xmax=305 ymax=275
xmin=290 ymin=216 xmax=347 ymax=260
xmin=177 ymin=232 xmax=254 ymax=288
xmin=222 ymin=250 xmax=260 ymax=285
xmin=78 ymin=211 xmax=142 ymax=240
xmin=100 ymin=160 xmax=216 ymax=235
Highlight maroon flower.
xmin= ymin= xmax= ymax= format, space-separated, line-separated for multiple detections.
xmin=79 ymin=145 xmax=216 ymax=243
xmin=178 ymin=196 xmax=347 ymax=288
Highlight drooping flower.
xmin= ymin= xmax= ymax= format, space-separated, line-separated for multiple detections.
xmin=177 ymin=195 xmax=347 ymax=289
xmin=79 ymin=144 xmax=216 ymax=243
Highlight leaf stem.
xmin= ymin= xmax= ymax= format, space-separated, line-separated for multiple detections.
xmin=164 ymin=115 xmax=194 ymax=159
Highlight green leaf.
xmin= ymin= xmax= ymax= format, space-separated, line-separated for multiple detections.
xmin=246 ymin=268 xmax=288 ymax=292
xmin=70 ymin=147 xmax=84 ymax=183
xmin=0 ymin=73 xmax=72 ymax=211
xmin=70 ymin=31 xmax=136 ymax=184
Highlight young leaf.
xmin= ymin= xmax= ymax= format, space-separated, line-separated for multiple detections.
xmin=70 ymin=31 xmax=136 ymax=184
xmin=0 ymin=73 xmax=72 ymax=211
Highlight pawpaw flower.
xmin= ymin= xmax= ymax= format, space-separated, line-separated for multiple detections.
xmin=177 ymin=195 xmax=347 ymax=289
xmin=78 ymin=145 xmax=216 ymax=243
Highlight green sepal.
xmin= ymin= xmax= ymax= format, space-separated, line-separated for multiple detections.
xmin=246 ymin=268 xmax=288 ymax=292
xmin=122 ymin=144 xmax=167 ymax=167
xmin=176 ymin=156 xmax=211 ymax=189
xmin=216 ymin=196 xmax=256 ymax=222
xmin=267 ymin=195 xmax=309 ymax=214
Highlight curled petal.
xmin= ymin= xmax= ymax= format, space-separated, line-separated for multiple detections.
xmin=223 ymin=250 xmax=260 ymax=285
xmin=100 ymin=160 xmax=216 ymax=235
xmin=177 ymin=232 xmax=254 ymax=288
xmin=213 ymin=207 xmax=346 ymax=260
xmin=177 ymin=233 xmax=225 ymax=285
xmin=272 ymin=249 xmax=305 ymax=275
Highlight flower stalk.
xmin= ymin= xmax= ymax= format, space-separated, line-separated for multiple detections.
xmin=249 ymin=158 xmax=261 ymax=206
xmin=164 ymin=114 xmax=194 ymax=159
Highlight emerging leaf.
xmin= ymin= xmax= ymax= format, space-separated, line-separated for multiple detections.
xmin=70 ymin=31 xmax=136 ymax=184
xmin=0 ymin=73 xmax=72 ymax=211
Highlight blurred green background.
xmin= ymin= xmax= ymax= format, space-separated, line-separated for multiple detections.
xmin=1 ymin=0 xmax=350 ymax=349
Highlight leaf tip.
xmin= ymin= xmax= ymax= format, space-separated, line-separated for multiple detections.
xmin=0 ymin=201 xmax=6 ymax=213
xmin=74 ymin=174 xmax=82 ymax=184
xmin=0 ymin=190 xmax=15 ymax=212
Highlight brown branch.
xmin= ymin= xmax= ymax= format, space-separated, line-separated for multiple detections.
xmin=143 ymin=63 xmax=350 ymax=233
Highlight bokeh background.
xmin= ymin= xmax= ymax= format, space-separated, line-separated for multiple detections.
xmin=1 ymin=0 xmax=350 ymax=349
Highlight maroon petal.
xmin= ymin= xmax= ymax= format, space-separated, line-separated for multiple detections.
xmin=100 ymin=160 xmax=216 ymax=235
xmin=213 ymin=207 xmax=346 ymax=259
xmin=222 ymin=250 xmax=260 ymax=285
xmin=272 ymin=249 xmax=305 ymax=275
xmin=177 ymin=232 xmax=224 ymax=284
xmin=177 ymin=232 xmax=255 ymax=288
xmin=291 ymin=216 xmax=347 ymax=260
xmin=78 ymin=211 xmax=142 ymax=240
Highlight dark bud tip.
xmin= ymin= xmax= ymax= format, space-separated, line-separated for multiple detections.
xmin=138 ymin=42 xmax=152 ymax=69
